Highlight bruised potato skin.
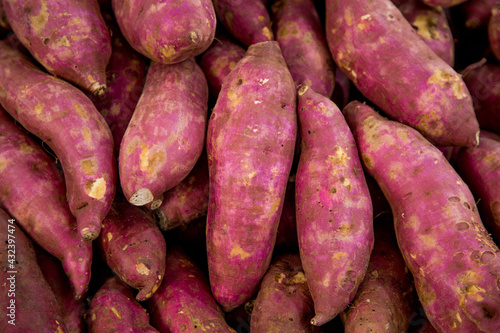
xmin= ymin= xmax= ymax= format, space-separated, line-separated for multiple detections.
xmin=343 ymin=101 xmax=500 ymax=333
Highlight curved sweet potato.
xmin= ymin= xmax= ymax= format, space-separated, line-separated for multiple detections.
xmin=206 ymin=41 xmax=297 ymax=311
xmin=343 ymin=101 xmax=500 ymax=333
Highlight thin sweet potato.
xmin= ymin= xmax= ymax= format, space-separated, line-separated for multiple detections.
xmin=326 ymin=0 xmax=479 ymax=147
xmin=0 ymin=107 xmax=92 ymax=298
xmin=343 ymin=100 xmax=500 ymax=332
xmin=206 ymin=41 xmax=297 ymax=311
xmin=0 ymin=38 xmax=116 ymax=241
xmin=3 ymin=0 xmax=111 ymax=95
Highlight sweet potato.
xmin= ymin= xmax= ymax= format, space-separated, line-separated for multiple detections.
xmin=250 ymin=254 xmax=318 ymax=333
xmin=271 ymin=0 xmax=335 ymax=97
xmin=88 ymin=276 xmax=158 ymax=333
xmin=3 ymin=0 xmax=111 ymax=95
xmin=343 ymin=100 xmax=500 ymax=333
xmin=275 ymin=176 xmax=299 ymax=253
xmin=0 ymin=107 xmax=92 ymax=298
xmin=206 ymin=41 xmax=297 ymax=311
xmin=463 ymin=0 xmax=497 ymax=28
xmin=213 ymin=0 xmax=273 ymax=46
xmin=0 ymin=1 xmax=10 ymax=33
xmin=0 ymin=208 xmax=68 ymax=332
xmin=489 ymin=3 xmax=500 ymax=61
xmin=456 ymin=132 xmax=500 ymax=242
xmin=99 ymin=199 xmax=166 ymax=301
xmin=119 ymin=58 xmax=208 ymax=208
xmin=148 ymin=247 xmax=235 ymax=332
xmin=331 ymin=67 xmax=351 ymax=109
xmin=326 ymin=0 xmax=479 ymax=147
xmin=420 ymin=0 xmax=468 ymax=7
xmin=295 ymin=86 xmax=373 ymax=326
xmin=112 ymin=0 xmax=216 ymax=64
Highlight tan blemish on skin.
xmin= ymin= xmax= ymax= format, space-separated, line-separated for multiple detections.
xmin=30 ymin=0 xmax=49 ymax=34
xmin=107 ymin=232 xmax=112 ymax=242
xmin=412 ymin=15 xmax=441 ymax=41
xmin=91 ymin=313 xmax=96 ymax=321
xmin=322 ymin=276 xmax=330 ymax=287
xmin=85 ymin=177 xmax=106 ymax=199
xmin=262 ymin=27 xmax=273 ymax=40
xmin=258 ymin=15 xmax=264 ymax=22
xmin=35 ymin=103 xmax=44 ymax=118
xmin=160 ymin=45 xmax=176 ymax=61
xmin=427 ymin=69 xmax=467 ymax=100
xmin=230 ymin=245 xmax=251 ymax=259
xmin=275 ymin=273 xmax=286 ymax=284
xmin=258 ymin=78 xmax=269 ymax=85
xmin=19 ymin=143 xmax=34 ymax=153
xmin=73 ymin=103 xmax=88 ymax=119
xmin=56 ymin=36 xmax=70 ymax=47
xmin=345 ymin=8 xmax=353 ymax=26
xmin=83 ymin=127 xmax=91 ymax=142
xmin=332 ymin=252 xmax=348 ymax=260
xmin=135 ymin=262 xmax=151 ymax=275
xmin=290 ymin=272 xmax=307 ymax=284
xmin=111 ymin=307 xmax=122 ymax=319
xmin=456 ymin=313 xmax=462 ymax=323
xmin=139 ymin=143 xmax=150 ymax=171
xmin=339 ymin=222 xmax=351 ymax=237
xmin=327 ymin=146 xmax=348 ymax=166
xmin=122 ymin=245 xmax=128 ymax=251
xmin=227 ymin=88 xmax=240 ymax=108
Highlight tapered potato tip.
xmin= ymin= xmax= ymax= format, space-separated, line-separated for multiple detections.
xmin=297 ymin=85 xmax=309 ymax=96
xmin=78 ymin=216 xmax=102 ymax=241
xmin=129 ymin=188 xmax=154 ymax=206
xmin=90 ymin=81 xmax=106 ymax=97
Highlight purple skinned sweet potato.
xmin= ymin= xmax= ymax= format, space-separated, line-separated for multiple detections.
xmin=463 ymin=0 xmax=497 ymax=29
xmin=271 ymin=0 xmax=335 ymax=97
xmin=119 ymin=58 xmax=208 ymax=209
xmin=147 ymin=247 xmax=235 ymax=332
xmin=88 ymin=276 xmax=158 ymax=333
xmin=0 ymin=107 xmax=92 ymax=299
xmin=326 ymin=0 xmax=479 ymax=147
xmin=199 ymin=33 xmax=246 ymax=98
xmin=343 ymin=100 xmax=500 ymax=333
xmin=0 ymin=209 xmax=68 ymax=332
xmin=331 ymin=67 xmax=351 ymax=109
xmin=3 ymin=0 xmax=111 ymax=95
xmin=420 ymin=0 xmax=469 ymax=7
xmin=295 ymin=86 xmax=373 ymax=326
xmin=250 ymin=254 xmax=318 ymax=333
xmin=213 ymin=0 xmax=273 ymax=46
xmin=393 ymin=0 xmax=455 ymax=66
xmin=112 ymin=0 xmax=216 ymax=64
xmin=206 ymin=41 xmax=297 ymax=311
xmin=0 ymin=39 xmax=116 ymax=241
xmin=456 ymin=131 xmax=500 ymax=242
xmin=99 ymin=199 xmax=166 ymax=301
xmin=489 ymin=3 xmax=500 ymax=61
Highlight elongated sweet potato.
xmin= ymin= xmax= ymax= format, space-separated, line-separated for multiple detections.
xmin=0 ymin=38 xmax=116 ymax=241
xmin=148 ymin=247 xmax=235 ymax=332
xmin=295 ymin=86 xmax=373 ymax=326
xmin=206 ymin=41 xmax=297 ymax=311
xmin=88 ymin=276 xmax=158 ymax=333
xmin=119 ymin=58 xmax=207 ymax=208
xmin=0 ymin=209 xmax=68 ymax=332
xmin=99 ymin=199 xmax=166 ymax=301
xmin=0 ymin=107 xmax=92 ymax=298
xmin=343 ymin=101 xmax=500 ymax=333
xmin=112 ymin=0 xmax=216 ymax=64
xmin=489 ymin=3 xmax=500 ymax=61
xmin=3 ymin=0 xmax=111 ymax=95
xmin=250 ymin=254 xmax=318 ymax=333
xmin=271 ymin=0 xmax=335 ymax=97
xmin=463 ymin=0 xmax=497 ymax=28
xmin=326 ymin=0 xmax=479 ymax=147
xmin=213 ymin=0 xmax=273 ymax=46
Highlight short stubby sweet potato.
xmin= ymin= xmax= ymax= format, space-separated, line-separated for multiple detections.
xmin=271 ymin=0 xmax=335 ymax=97
xmin=88 ymin=276 xmax=158 ymax=333
xmin=148 ymin=247 xmax=235 ymax=332
xmin=213 ymin=0 xmax=273 ymax=46
xmin=0 ymin=38 xmax=116 ymax=241
xmin=3 ymin=0 xmax=111 ymax=95
xmin=457 ymin=132 xmax=500 ymax=242
xmin=326 ymin=0 xmax=479 ymax=147
xmin=99 ymin=199 xmax=166 ymax=301
xmin=250 ymin=254 xmax=318 ymax=333
xmin=489 ymin=4 xmax=500 ymax=61
xmin=206 ymin=41 xmax=297 ymax=311
xmin=295 ymin=86 xmax=373 ymax=326
xmin=0 ymin=209 xmax=68 ymax=332
xmin=343 ymin=101 xmax=500 ymax=333
xmin=0 ymin=107 xmax=92 ymax=299
xmin=119 ymin=58 xmax=208 ymax=209
xmin=112 ymin=0 xmax=216 ymax=64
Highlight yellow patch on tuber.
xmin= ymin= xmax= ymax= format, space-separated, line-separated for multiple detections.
xmin=85 ymin=177 xmax=106 ymax=199
xmin=30 ymin=1 xmax=49 ymax=34
xmin=230 ymin=245 xmax=251 ymax=259
xmin=135 ymin=262 xmax=151 ymax=275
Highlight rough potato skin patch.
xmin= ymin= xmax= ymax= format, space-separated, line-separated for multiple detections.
xmin=343 ymin=101 xmax=500 ymax=333
xmin=206 ymin=41 xmax=297 ymax=311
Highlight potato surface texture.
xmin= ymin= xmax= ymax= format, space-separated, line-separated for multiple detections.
xmin=206 ymin=41 xmax=297 ymax=311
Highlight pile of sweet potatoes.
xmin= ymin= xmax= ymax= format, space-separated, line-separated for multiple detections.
xmin=1 ymin=0 xmax=500 ymax=332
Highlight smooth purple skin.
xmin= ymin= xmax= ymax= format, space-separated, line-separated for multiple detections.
xmin=457 ymin=132 xmax=500 ymax=242
xmin=148 ymin=248 xmax=235 ymax=333
xmin=250 ymin=254 xmax=318 ymax=333
xmin=295 ymin=87 xmax=373 ymax=326
xmin=420 ymin=0 xmax=468 ymax=7
xmin=199 ymin=33 xmax=246 ymax=98
xmin=3 ymin=0 xmax=111 ymax=95
xmin=462 ymin=60 xmax=500 ymax=133
xmin=213 ymin=0 xmax=273 ymax=46
xmin=0 ymin=209 xmax=68 ymax=333
xmin=0 ymin=39 xmax=116 ymax=241
xmin=112 ymin=0 xmax=216 ymax=64
xmin=489 ymin=4 xmax=500 ymax=62
xmin=206 ymin=41 xmax=297 ymax=311
xmin=0 ymin=108 xmax=92 ymax=299
xmin=463 ymin=0 xmax=497 ymax=29
xmin=119 ymin=58 xmax=207 ymax=208
xmin=343 ymin=101 xmax=500 ymax=333
xmin=99 ymin=200 xmax=166 ymax=301
xmin=326 ymin=0 xmax=479 ymax=147
xmin=271 ymin=0 xmax=335 ymax=97
xmin=88 ymin=277 xmax=158 ymax=333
